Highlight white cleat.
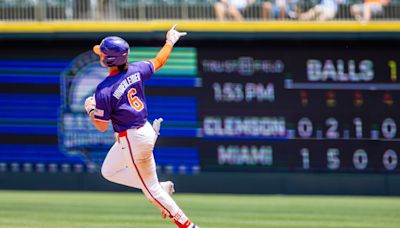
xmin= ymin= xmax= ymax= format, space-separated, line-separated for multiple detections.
xmin=160 ymin=181 xmax=175 ymax=219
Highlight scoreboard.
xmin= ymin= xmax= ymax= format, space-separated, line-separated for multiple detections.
xmin=197 ymin=43 xmax=400 ymax=173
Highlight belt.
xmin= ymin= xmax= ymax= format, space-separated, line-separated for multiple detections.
xmin=118 ymin=125 xmax=144 ymax=137
xmin=118 ymin=131 xmax=128 ymax=137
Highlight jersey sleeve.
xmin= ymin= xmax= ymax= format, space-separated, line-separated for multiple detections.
xmin=93 ymin=88 xmax=111 ymax=122
xmin=138 ymin=60 xmax=155 ymax=81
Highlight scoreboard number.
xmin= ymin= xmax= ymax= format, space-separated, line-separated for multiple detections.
xmin=300 ymin=148 xmax=310 ymax=170
xmin=298 ymin=117 xmax=313 ymax=138
xmin=383 ymin=149 xmax=398 ymax=170
xmin=353 ymin=149 xmax=368 ymax=170
xmin=381 ymin=118 xmax=397 ymax=139
xmin=327 ymin=148 xmax=340 ymax=170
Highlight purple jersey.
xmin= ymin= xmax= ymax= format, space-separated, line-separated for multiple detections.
xmin=93 ymin=61 xmax=154 ymax=133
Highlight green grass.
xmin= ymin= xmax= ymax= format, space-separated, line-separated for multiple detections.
xmin=0 ymin=191 xmax=399 ymax=228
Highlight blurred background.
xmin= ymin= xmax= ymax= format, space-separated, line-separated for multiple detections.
xmin=0 ymin=0 xmax=399 ymax=196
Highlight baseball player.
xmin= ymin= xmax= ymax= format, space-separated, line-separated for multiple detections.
xmin=84 ymin=25 xmax=199 ymax=228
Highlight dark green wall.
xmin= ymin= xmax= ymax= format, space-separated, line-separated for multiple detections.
xmin=1 ymin=172 xmax=400 ymax=196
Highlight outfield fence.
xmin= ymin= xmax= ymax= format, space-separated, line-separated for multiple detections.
xmin=0 ymin=0 xmax=400 ymax=21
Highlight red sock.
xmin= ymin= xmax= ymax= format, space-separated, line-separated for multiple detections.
xmin=171 ymin=218 xmax=193 ymax=228
xmin=170 ymin=210 xmax=193 ymax=228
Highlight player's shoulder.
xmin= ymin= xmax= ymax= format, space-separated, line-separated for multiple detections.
xmin=129 ymin=60 xmax=152 ymax=69
xmin=96 ymin=77 xmax=111 ymax=89
xmin=129 ymin=60 xmax=154 ymax=73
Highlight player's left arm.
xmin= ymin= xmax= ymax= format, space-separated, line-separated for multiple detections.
xmin=149 ymin=24 xmax=187 ymax=72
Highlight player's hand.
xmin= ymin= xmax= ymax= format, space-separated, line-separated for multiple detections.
xmin=152 ymin=118 xmax=164 ymax=135
xmin=166 ymin=24 xmax=187 ymax=46
xmin=84 ymin=96 xmax=96 ymax=114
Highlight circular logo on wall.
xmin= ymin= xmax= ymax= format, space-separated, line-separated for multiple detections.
xmin=59 ymin=51 xmax=114 ymax=167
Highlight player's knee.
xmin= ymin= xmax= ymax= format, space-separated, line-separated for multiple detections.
xmin=143 ymin=184 xmax=163 ymax=201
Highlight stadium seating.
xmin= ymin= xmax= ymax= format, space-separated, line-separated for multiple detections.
xmin=1 ymin=0 xmax=399 ymax=21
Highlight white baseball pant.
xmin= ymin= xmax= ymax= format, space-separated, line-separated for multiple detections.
xmin=100 ymin=121 xmax=191 ymax=226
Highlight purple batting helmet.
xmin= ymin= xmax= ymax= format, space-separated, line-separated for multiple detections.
xmin=93 ymin=36 xmax=130 ymax=67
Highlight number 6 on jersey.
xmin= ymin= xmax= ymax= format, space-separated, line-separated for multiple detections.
xmin=127 ymin=88 xmax=144 ymax=112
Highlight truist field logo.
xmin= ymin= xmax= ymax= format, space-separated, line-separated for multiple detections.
xmin=59 ymin=51 xmax=114 ymax=163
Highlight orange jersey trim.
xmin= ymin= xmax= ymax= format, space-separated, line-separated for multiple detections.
xmin=93 ymin=117 xmax=110 ymax=122
xmin=108 ymin=69 xmax=121 ymax=77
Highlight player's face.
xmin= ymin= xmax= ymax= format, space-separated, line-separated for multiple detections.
xmin=99 ymin=55 xmax=108 ymax=67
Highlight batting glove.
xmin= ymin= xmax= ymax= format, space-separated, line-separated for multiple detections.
xmin=84 ymin=96 xmax=96 ymax=115
xmin=166 ymin=24 xmax=187 ymax=46
xmin=152 ymin=118 xmax=164 ymax=135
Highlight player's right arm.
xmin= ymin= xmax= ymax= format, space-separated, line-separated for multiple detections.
xmin=149 ymin=24 xmax=187 ymax=72
xmin=85 ymin=87 xmax=112 ymax=132
xmin=85 ymin=96 xmax=109 ymax=132
xmin=89 ymin=111 xmax=109 ymax=132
